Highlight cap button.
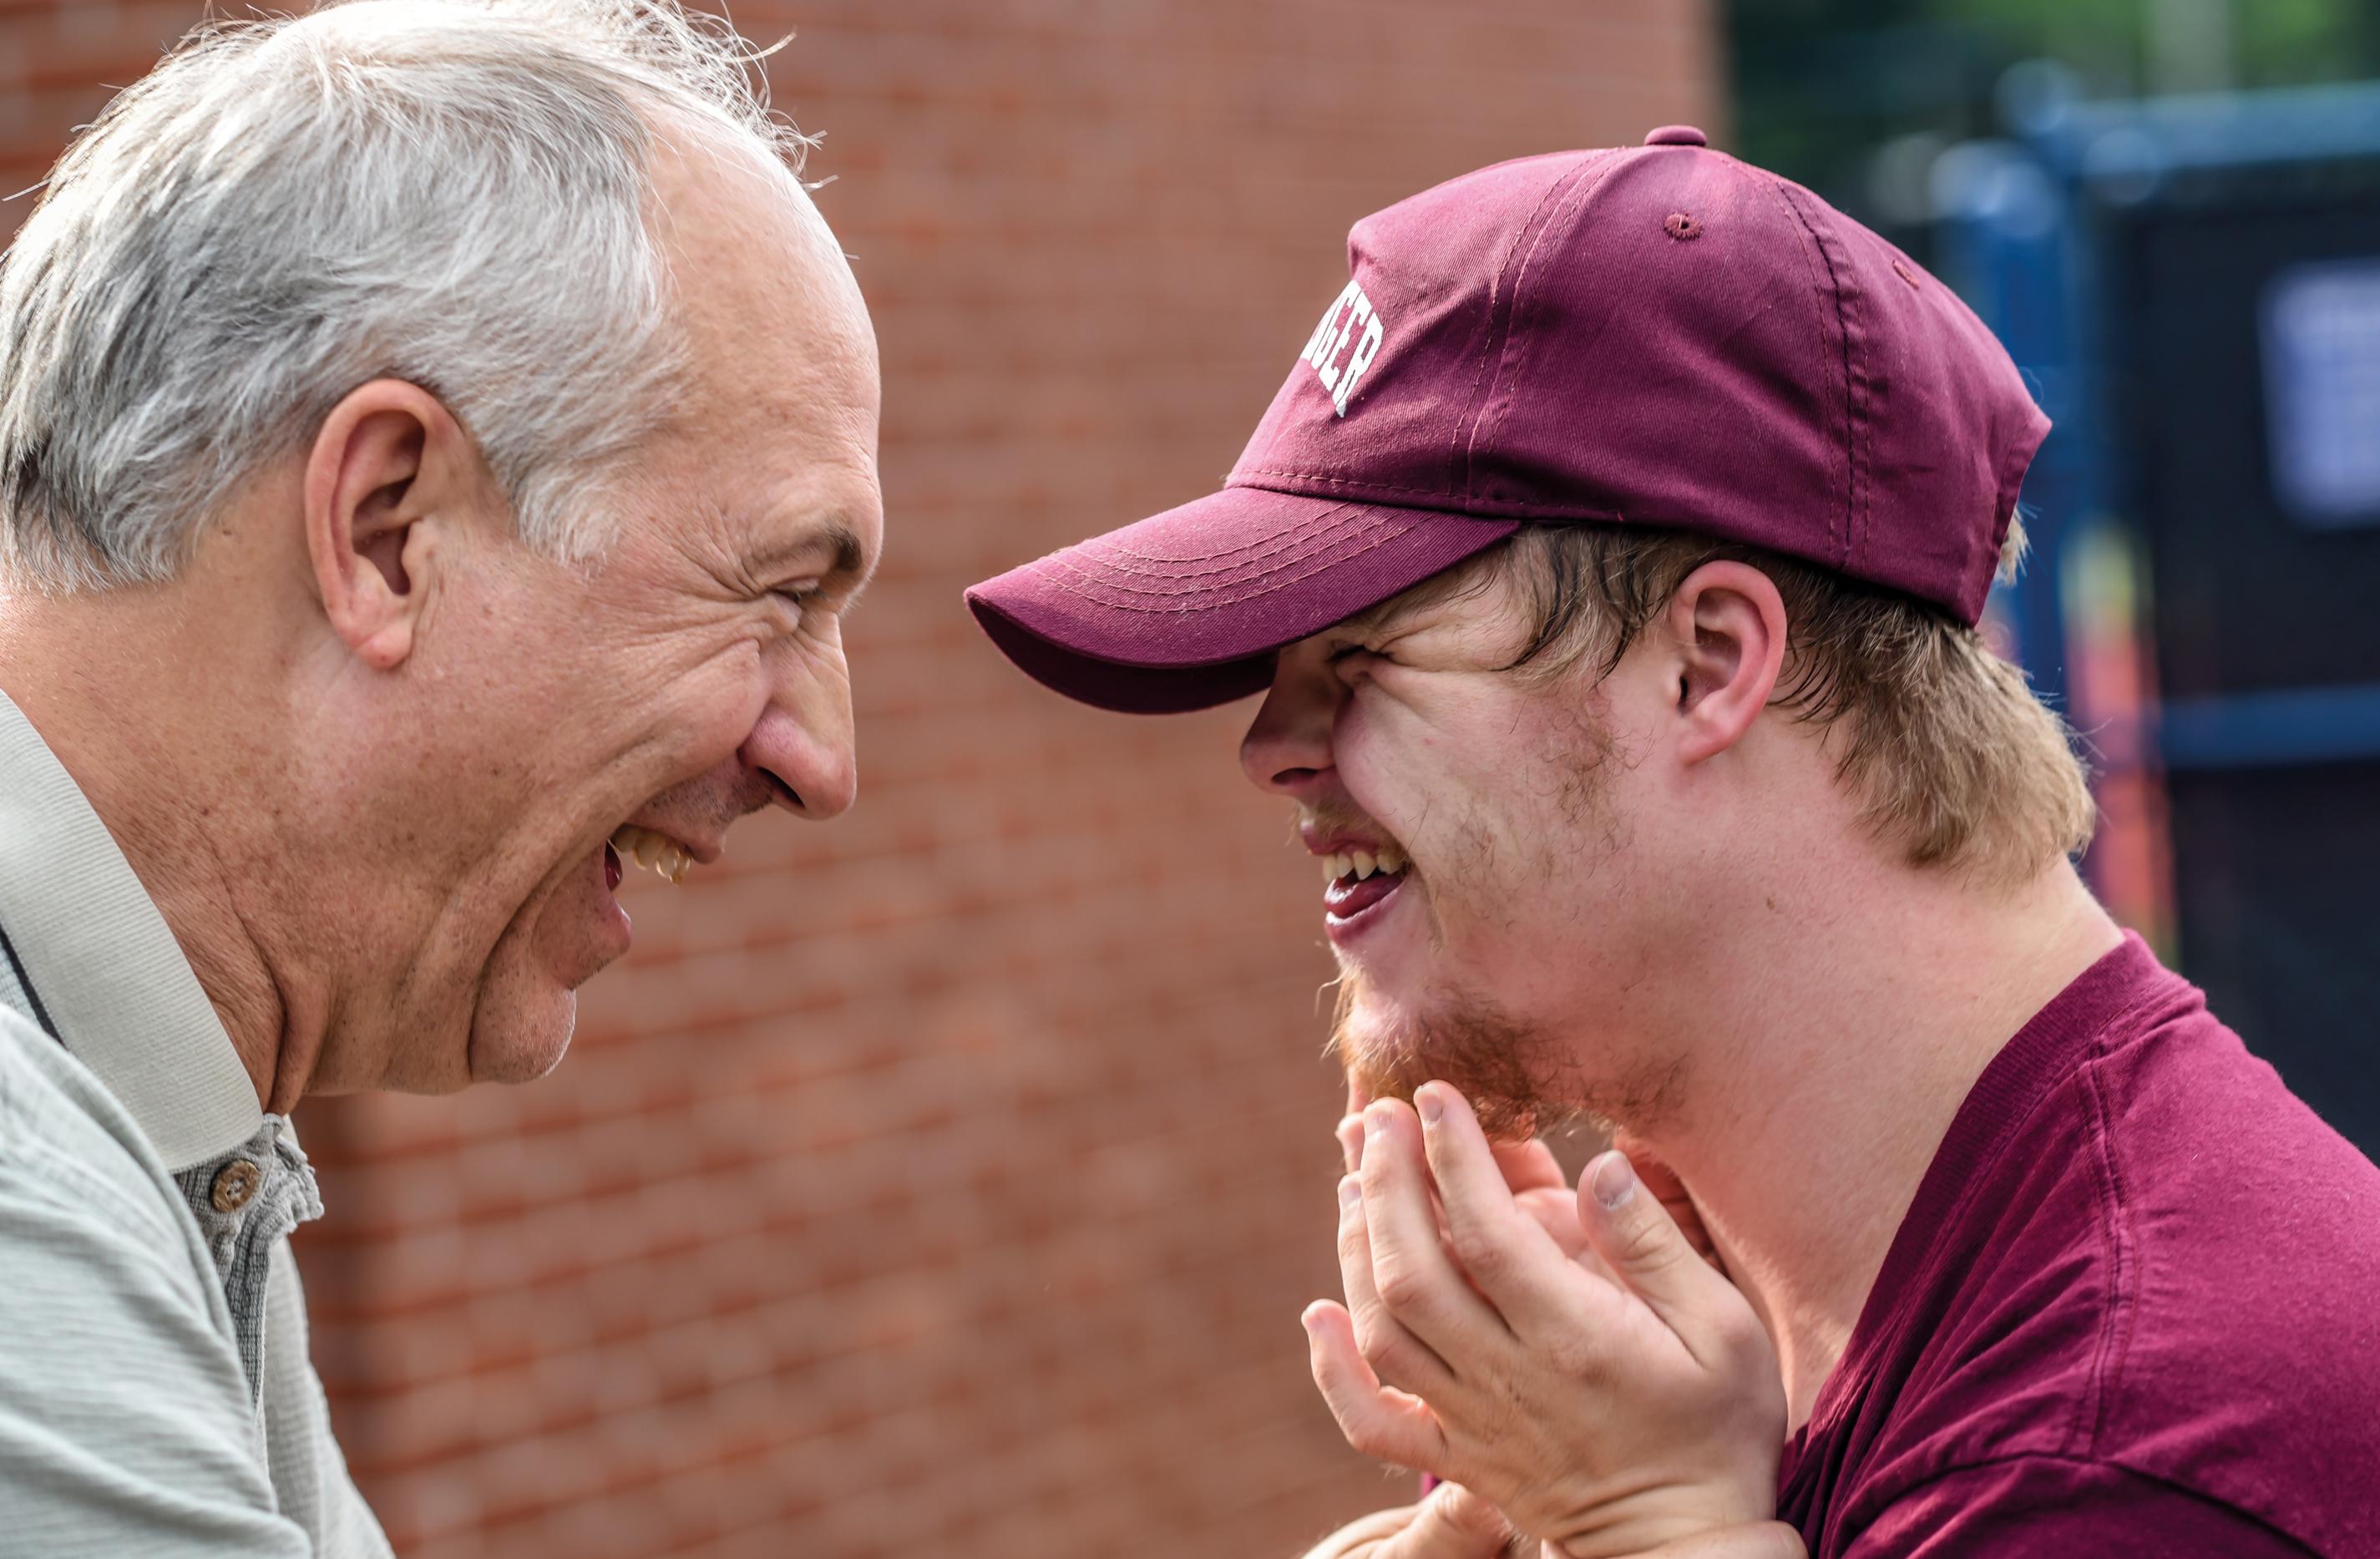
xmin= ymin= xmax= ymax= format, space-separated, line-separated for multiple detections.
xmin=1643 ymin=124 xmax=1708 ymax=148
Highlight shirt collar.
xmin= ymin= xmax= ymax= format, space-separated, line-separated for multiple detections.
xmin=0 ymin=687 xmax=261 ymax=1170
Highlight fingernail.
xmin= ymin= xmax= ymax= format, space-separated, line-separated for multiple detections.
xmin=1590 ymin=1152 xmax=1637 ymax=1210
xmin=1417 ymin=1087 xmax=1442 ymax=1126
xmin=1338 ymin=1174 xmax=1362 ymax=1210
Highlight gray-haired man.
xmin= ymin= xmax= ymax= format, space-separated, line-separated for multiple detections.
xmin=0 ymin=3 xmax=880 ymax=1551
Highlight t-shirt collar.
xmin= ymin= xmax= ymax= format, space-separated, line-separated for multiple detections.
xmin=0 ymin=687 xmax=261 ymax=1171
xmin=1787 ymin=932 xmax=2161 ymax=1458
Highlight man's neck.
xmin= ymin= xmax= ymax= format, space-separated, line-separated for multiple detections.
xmin=1623 ymin=858 xmax=2122 ymax=1432
xmin=0 ymin=590 xmax=315 ymax=1112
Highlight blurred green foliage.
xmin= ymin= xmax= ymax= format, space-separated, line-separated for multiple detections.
xmin=1728 ymin=0 xmax=2380 ymax=227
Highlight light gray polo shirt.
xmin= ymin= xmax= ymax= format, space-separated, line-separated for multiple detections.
xmin=0 ymin=689 xmax=391 ymax=1556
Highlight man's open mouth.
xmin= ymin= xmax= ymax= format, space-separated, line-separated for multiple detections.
xmin=608 ymin=824 xmax=697 ymax=886
xmin=1320 ymin=844 xmax=1410 ymax=924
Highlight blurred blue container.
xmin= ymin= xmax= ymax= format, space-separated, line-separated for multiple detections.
xmin=1935 ymin=67 xmax=2380 ymax=1154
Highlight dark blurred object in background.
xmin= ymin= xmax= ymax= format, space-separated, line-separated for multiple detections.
xmin=1729 ymin=0 xmax=2380 ymax=1157
xmin=1934 ymin=77 xmax=2380 ymax=1157
xmin=1729 ymin=0 xmax=2380 ymax=248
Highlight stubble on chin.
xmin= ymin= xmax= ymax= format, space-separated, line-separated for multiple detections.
xmin=1327 ymin=968 xmax=1689 ymax=1141
xmin=1329 ymin=972 xmax=1572 ymax=1139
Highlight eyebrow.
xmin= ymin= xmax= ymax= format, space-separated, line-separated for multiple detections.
xmin=752 ymin=519 xmax=876 ymax=606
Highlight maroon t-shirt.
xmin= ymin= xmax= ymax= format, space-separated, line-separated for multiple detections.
xmin=1778 ymin=934 xmax=2380 ymax=1556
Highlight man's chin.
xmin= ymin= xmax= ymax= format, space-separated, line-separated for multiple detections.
xmin=466 ymin=987 xmax=579 ymax=1084
xmin=461 ymin=852 xmax=621 ymax=1084
xmin=1331 ymin=981 xmax=1562 ymax=1140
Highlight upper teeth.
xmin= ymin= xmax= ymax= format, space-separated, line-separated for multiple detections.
xmin=1319 ymin=844 xmax=1409 ymax=883
xmin=612 ymin=825 xmax=692 ymax=884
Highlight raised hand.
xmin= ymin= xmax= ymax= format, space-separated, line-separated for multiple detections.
xmin=1337 ymin=1100 xmax=1719 ymax=1275
xmin=1304 ymin=1085 xmax=1788 ymax=1559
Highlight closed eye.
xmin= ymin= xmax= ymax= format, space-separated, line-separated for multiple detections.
xmin=768 ymin=585 xmax=828 ymax=625
xmin=1327 ymin=642 xmax=1385 ymax=670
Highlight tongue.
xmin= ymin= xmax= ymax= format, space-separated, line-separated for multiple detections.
xmin=1325 ymin=869 xmax=1404 ymax=919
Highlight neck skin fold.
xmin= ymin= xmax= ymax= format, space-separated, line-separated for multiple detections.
xmin=0 ymin=581 xmax=322 ymax=1116
xmin=1610 ymin=858 xmax=2121 ymax=1433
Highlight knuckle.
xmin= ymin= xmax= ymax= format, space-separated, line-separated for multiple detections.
xmin=1340 ymin=1417 xmax=1395 ymax=1460
xmin=1617 ymin=1214 xmax=1683 ymax=1272
xmin=1373 ymin=1263 xmax=1431 ymax=1314
xmin=1354 ymin=1319 xmax=1417 ymax=1380
xmin=1448 ymin=1224 xmax=1508 ymax=1280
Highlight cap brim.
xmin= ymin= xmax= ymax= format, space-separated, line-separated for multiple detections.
xmin=966 ymin=486 xmax=1521 ymax=713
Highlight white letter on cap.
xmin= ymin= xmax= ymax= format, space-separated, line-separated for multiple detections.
xmin=1303 ymin=280 xmax=1362 ymax=369
xmin=1317 ymin=292 xmax=1371 ymax=393
xmin=1333 ymin=312 xmax=1385 ymax=415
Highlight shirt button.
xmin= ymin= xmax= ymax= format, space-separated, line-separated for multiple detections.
xmin=210 ymin=1159 xmax=262 ymax=1212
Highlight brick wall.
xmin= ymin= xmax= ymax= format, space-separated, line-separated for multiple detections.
xmin=0 ymin=4 xmax=1718 ymax=1555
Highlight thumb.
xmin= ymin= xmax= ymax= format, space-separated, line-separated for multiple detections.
xmin=1577 ymin=1149 xmax=1733 ymax=1338
xmin=1611 ymin=1131 xmax=1720 ymax=1267
xmin=1384 ymin=1481 xmax=1518 ymax=1559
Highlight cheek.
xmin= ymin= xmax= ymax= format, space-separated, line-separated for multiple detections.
xmin=1431 ymin=739 xmax=1613 ymax=913
xmin=556 ymin=637 xmax=772 ymax=802
xmin=671 ymin=644 xmax=773 ymax=759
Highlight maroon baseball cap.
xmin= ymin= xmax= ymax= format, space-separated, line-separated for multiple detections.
xmin=966 ymin=126 xmax=2051 ymax=714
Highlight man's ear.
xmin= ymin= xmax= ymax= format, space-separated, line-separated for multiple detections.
xmin=1661 ymin=560 xmax=1788 ymax=767
xmin=301 ymin=379 xmax=480 ymax=671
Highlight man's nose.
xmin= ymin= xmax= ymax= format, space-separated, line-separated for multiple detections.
xmin=740 ymin=676 xmax=858 ymax=822
xmin=1238 ymin=644 xmax=1340 ymax=797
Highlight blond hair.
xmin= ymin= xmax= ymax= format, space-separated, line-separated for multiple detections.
xmin=1486 ymin=517 xmax=2094 ymax=885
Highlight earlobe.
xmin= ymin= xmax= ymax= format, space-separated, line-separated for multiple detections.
xmin=1667 ymin=562 xmax=1788 ymax=767
xmin=304 ymin=381 xmax=461 ymax=672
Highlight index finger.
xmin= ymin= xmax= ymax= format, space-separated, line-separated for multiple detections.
xmin=1415 ymin=1081 xmax=1603 ymax=1339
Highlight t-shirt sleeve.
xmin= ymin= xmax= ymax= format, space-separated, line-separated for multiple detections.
xmin=1842 ymin=1456 xmax=2313 ymax=1557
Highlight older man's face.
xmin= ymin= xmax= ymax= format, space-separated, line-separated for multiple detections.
xmin=375 ymin=144 xmax=883 ymax=1091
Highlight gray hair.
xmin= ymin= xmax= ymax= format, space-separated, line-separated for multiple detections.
xmin=0 ymin=0 xmax=813 ymax=591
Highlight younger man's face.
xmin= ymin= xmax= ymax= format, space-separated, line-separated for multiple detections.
xmin=1237 ymin=551 xmax=1692 ymax=1136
